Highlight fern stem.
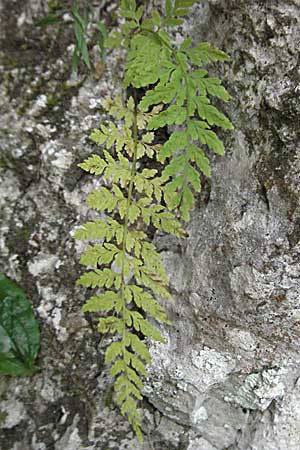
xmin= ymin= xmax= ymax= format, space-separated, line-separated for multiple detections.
xmin=120 ymin=94 xmax=138 ymax=355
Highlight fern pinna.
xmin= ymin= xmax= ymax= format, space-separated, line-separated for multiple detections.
xmin=75 ymin=0 xmax=233 ymax=443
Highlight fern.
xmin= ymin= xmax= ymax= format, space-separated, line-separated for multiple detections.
xmin=76 ymin=0 xmax=233 ymax=443
xmin=76 ymin=96 xmax=183 ymax=442
xmin=109 ymin=0 xmax=234 ymax=221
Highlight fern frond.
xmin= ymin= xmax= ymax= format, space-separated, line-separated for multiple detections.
xmin=136 ymin=33 xmax=233 ymax=221
xmin=76 ymin=1 xmax=233 ymax=440
xmin=76 ymin=94 xmax=174 ymax=442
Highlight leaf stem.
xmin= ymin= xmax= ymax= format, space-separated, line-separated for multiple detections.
xmin=119 ymin=93 xmax=138 ymax=373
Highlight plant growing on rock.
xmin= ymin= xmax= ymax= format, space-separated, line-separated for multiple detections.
xmin=75 ymin=0 xmax=233 ymax=442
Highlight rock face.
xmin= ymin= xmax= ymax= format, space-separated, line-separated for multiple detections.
xmin=0 ymin=0 xmax=299 ymax=449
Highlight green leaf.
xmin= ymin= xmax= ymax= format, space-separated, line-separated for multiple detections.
xmin=180 ymin=37 xmax=193 ymax=51
xmin=158 ymin=131 xmax=188 ymax=161
xmin=151 ymin=10 xmax=161 ymax=27
xmin=80 ymin=244 xmax=120 ymax=266
xmin=139 ymin=77 xmax=178 ymax=111
xmin=163 ymin=155 xmax=185 ymax=178
xmin=165 ymin=0 xmax=172 ymax=16
xmin=196 ymin=97 xmax=233 ymax=129
xmin=187 ymin=42 xmax=230 ymax=65
xmin=148 ymin=105 xmax=186 ymax=130
xmin=164 ymin=18 xmax=183 ymax=26
xmin=192 ymin=71 xmax=231 ymax=101
xmin=128 ymin=203 xmax=141 ymax=224
xmin=197 ymin=128 xmax=225 ymax=155
xmin=186 ymin=163 xmax=201 ymax=191
xmin=98 ymin=316 xmax=123 ymax=334
xmin=90 ymin=128 xmax=107 ymax=145
xmin=34 ymin=13 xmax=62 ymax=27
xmin=86 ymin=187 xmax=120 ymax=213
xmin=72 ymin=47 xmax=80 ymax=73
xmin=124 ymin=33 xmax=165 ymax=88
xmin=187 ymin=144 xmax=211 ymax=177
xmin=74 ymin=219 xmax=109 ymax=241
xmin=77 ymin=268 xmax=119 ymax=289
xmin=72 ymin=8 xmax=85 ymax=31
xmin=105 ymin=341 xmax=123 ymax=363
xmin=180 ymin=185 xmax=194 ymax=221
xmin=78 ymin=154 xmax=107 ymax=175
xmin=74 ymin=21 xmax=84 ymax=50
xmin=129 ymin=353 xmax=147 ymax=376
xmin=110 ymin=358 xmax=126 ymax=376
xmin=0 ymin=274 xmax=40 ymax=376
xmin=82 ymin=292 xmax=121 ymax=313
xmin=128 ymin=333 xmax=151 ymax=364
xmin=140 ymin=320 xmax=165 ymax=343
xmin=81 ymin=40 xmax=91 ymax=69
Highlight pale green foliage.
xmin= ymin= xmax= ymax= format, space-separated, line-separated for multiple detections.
xmin=137 ymin=41 xmax=233 ymax=221
xmin=106 ymin=0 xmax=233 ymax=221
xmin=76 ymin=0 xmax=233 ymax=443
xmin=76 ymin=96 xmax=182 ymax=442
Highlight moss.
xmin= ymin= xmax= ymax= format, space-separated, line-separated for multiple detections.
xmin=0 ymin=411 xmax=8 ymax=424
xmin=45 ymin=79 xmax=85 ymax=112
xmin=48 ymin=1 xmax=63 ymax=10
xmin=1 ymin=54 xmax=19 ymax=69
xmin=7 ymin=225 xmax=33 ymax=257
xmin=46 ymin=95 xmax=59 ymax=108
xmin=16 ymin=76 xmax=46 ymax=116
xmin=0 ymin=157 xmax=8 ymax=170
xmin=104 ymin=385 xmax=114 ymax=407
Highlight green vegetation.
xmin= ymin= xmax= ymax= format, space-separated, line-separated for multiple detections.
xmin=35 ymin=0 xmax=108 ymax=73
xmin=76 ymin=0 xmax=233 ymax=442
xmin=0 ymin=274 xmax=40 ymax=376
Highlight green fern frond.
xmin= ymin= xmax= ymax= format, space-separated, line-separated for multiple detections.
xmin=76 ymin=0 xmax=233 ymax=442
xmin=136 ymin=31 xmax=233 ymax=221
xmin=76 ymin=94 xmax=176 ymax=442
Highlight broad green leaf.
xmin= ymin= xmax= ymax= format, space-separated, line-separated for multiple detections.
xmin=165 ymin=0 xmax=172 ymax=16
xmin=0 ymin=274 xmax=40 ymax=376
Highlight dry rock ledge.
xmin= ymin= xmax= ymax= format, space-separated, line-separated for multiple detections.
xmin=0 ymin=0 xmax=300 ymax=449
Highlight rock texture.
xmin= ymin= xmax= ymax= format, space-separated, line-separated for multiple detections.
xmin=0 ymin=0 xmax=299 ymax=449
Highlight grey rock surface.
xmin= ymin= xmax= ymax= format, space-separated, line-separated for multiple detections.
xmin=0 ymin=0 xmax=299 ymax=449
